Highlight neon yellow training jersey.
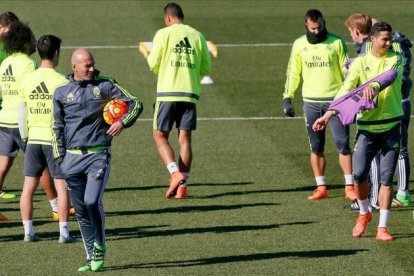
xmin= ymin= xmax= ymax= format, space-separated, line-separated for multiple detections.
xmin=19 ymin=68 xmax=68 ymax=145
xmin=336 ymin=50 xmax=403 ymax=133
xmin=147 ymin=23 xmax=211 ymax=103
xmin=283 ymin=33 xmax=349 ymax=103
xmin=0 ymin=52 xmax=37 ymax=127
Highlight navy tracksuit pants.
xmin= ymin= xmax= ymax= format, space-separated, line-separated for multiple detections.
xmin=61 ymin=149 xmax=111 ymax=260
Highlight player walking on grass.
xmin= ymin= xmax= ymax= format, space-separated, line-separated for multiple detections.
xmin=52 ymin=48 xmax=142 ymax=271
xmin=18 ymin=35 xmax=75 ymax=243
xmin=344 ymin=13 xmax=412 ymax=212
xmin=147 ymin=2 xmax=211 ymax=199
xmin=282 ymin=9 xmax=355 ymax=201
xmin=313 ymin=22 xmax=403 ymax=241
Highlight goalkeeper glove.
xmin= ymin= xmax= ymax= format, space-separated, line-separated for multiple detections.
xmin=283 ymin=98 xmax=295 ymax=117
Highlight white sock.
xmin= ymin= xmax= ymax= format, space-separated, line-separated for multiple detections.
xmin=59 ymin=221 xmax=69 ymax=238
xmin=49 ymin=197 xmax=58 ymax=212
xmin=357 ymin=198 xmax=370 ymax=215
xmin=166 ymin=162 xmax=179 ymax=175
xmin=181 ymin=172 xmax=189 ymax=187
xmin=378 ymin=209 xmax=391 ymax=228
xmin=315 ymin=176 xmax=326 ymax=186
xmin=397 ymin=189 xmax=409 ymax=197
xmin=22 ymin=220 xmax=34 ymax=236
xmin=344 ymin=174 xmax=354 ymax=185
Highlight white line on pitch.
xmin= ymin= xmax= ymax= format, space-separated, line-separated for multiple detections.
xmin=138 ymin=116 xmax=305 ymax=122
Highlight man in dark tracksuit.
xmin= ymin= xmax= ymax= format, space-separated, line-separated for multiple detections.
xmin=52 ymin=48 xmax=143 ymax=272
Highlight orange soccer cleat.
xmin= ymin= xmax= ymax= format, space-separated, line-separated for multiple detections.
xmin=166 ymin=172 xmax=186 ymax=199
xmin=345 ymin=185 xmax=357 ymax=201
xmin=308 ymin=186 xmax=328 ymax=200
xmin=376 ymin=227 xmax=394 ymax=241
xmin=352 ymin=212 xmax=372 ymax=238
xmin=175 ymin=186 xmax=187 ymax=199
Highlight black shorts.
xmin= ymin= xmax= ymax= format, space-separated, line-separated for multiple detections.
xmin=303 ymin=102 xmax=351 ymax=154
xmin=24 ymin=144 xmax=63 ymax=178
xmin=353 ymin=124 xmax=401 ymax=185
xmin=0 ymin=127 xmax=25 ymax=157
xmin=153 ymin=101 xmax=197 ymax=132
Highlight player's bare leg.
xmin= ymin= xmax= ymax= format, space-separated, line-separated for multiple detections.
xmin=153 ymin=130 xmax=185 ymax=198
xmin=340 ymin=153 xmax=356 ymax=200
xmin=40 ymin=168 xmax=59 ymax=219
xmin=20 ymin=176 xmax=40 ymax=240
xmin=308 ymin=152 xmax=328 ymax=200
xmin=0 ymin=156 xmax=15 ymax=199
xmin=153 ymin=130 xmax=175 ymax=165
xmin=178 ymin=129 xmax=192 ymax=173
xmin=376 ymin=184 xmax=394 ymax=240
xmin=176 ymin=130 xmax=191 ymax=198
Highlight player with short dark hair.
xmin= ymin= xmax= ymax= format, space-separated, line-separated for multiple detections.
xmin=344 ymin=14 xmax=412 ymax=212
xmin=147 ymin=2 xmax=211 ymax=199
xmin=18 ymin=35 xmax=75 ymax=243
xmin=314 ymin=21 xmax=403 ymax=241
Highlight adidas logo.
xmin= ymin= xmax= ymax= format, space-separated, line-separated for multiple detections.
xmin=364 ymin=66 xmax=371 ymax=72
xmin=29 ymin=81 xmax=53 ymax=100
xmin=1 ymin=64 xmax=15 ymax=82
xmin=172 ymin=37 xmax=194 ymax=54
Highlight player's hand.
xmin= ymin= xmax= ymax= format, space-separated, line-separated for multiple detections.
xmin=107 ymin=121 xmax=124 ymax=136
xmin=312 ymin=117 xmax=328 ymax=131
xmin=312 ymin=110 xmax=335 ymax=131
xmin=283 ymin=98 xmax=295 ymax=117
xmin=363 ymin=86 xmax=376 ymax=102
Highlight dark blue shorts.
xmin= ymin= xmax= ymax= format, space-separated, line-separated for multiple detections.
xmin=153 ymin=101 xmax=197 ymax=132
xmin=353 ymin=124 xmax=401 ymax=185
xmin=0 ymin=127 xmax=25 ymax=157
xmin=24 ymin=144 xmax=63 ymax=178
xmin=303 ymin=102 xmax=351 ymax=154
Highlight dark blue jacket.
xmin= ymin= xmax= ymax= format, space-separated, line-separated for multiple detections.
xmin=52 ymin=72 xmax=143 ymax=159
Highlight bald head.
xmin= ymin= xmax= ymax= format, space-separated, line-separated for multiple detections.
xmin=71 ymin=48 xmax=95 ymax=81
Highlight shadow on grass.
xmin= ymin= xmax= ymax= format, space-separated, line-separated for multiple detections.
xmin=0 ymin=219 xmax=78 ymax=242
xmin=106 ymin=202 xmax=278 ymax=217
xmin=105 ymin=249 xmax=368 ymax=270
xmin=105 ymin=182 xmax=254 ymax=192
xmin=107 ymin=221 xmax=314 ymax=241
xmin=197 ymin=184 xmax=345 ymax=199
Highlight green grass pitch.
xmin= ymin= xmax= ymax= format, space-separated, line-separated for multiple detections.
xmin=1 ymin=1 xmax=414 ymax=275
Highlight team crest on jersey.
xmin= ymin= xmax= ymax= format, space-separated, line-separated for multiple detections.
xmin=92 ymin=86 xmax=101 ymax=98
xmin=66 ymin=92 xmax=75 ymax=103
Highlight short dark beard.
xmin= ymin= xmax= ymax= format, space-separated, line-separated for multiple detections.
xmin=306 ymin=28 xmax=328 ymax=44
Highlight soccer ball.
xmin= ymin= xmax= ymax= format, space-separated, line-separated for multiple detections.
xmin=103 ymin=99 xmax=128 ymax=125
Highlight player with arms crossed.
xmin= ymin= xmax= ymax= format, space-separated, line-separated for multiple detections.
xmin=313 ymin=22 xmax=403 ymax=241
